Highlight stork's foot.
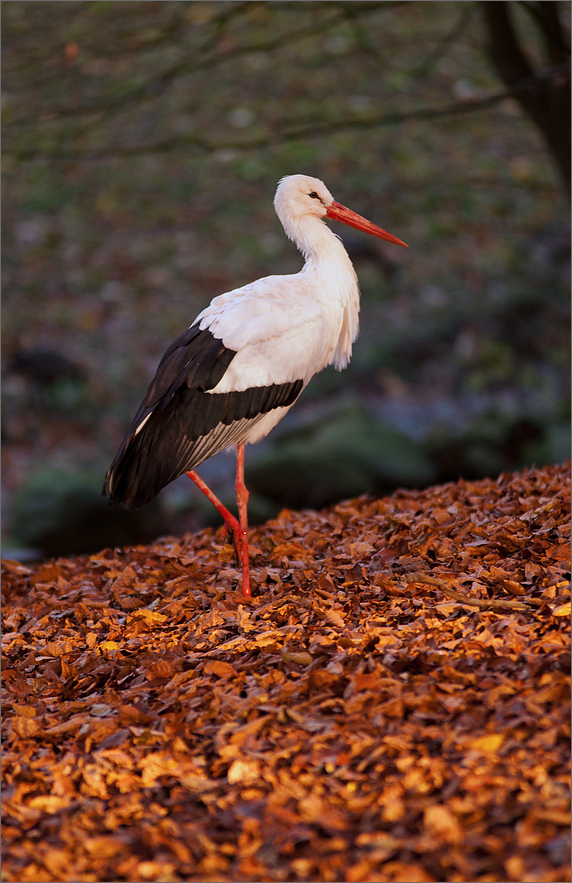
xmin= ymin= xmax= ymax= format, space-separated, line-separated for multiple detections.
xmin=220 ymin=523 xmax=243 ymax=567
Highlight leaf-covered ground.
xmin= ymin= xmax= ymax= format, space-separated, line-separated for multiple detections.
xmin=1 ymin=463 xmax=570 ymax=883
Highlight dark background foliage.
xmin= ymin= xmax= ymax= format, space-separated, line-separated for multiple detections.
xmin=2 ymin=0 xmax=570 ymax=558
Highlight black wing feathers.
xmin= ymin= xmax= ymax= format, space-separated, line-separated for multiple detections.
xmin=145 ymin=325 xmax=236 ymax=407
xmin=103 ymin=324 xmax=304 ymax=509
xmin=105 ymin=382 xmax=302 ymax=509
xmin=103 ymin=325 xmax=237 ymax=495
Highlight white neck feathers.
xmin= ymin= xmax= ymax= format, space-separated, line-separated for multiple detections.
xmin=279 ymin=211 xmax=360 ymax=371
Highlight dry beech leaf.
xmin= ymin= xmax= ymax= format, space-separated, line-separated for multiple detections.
xmin=144 ymin=659 xmax=175 ymax=680
xmin=280 ymin=649 xmax=312 ymax=665
xmin=12 ymin=705 xmax=37 ymax=719
xmin=27 ymin=795 xmax=71 ymax=813
xmin=325 ymin=609 xmax=346 ymax=628
xmin=10 ymin=717 xmax=42 ymax=739
xmin=553 ymin=601 xmax=571 ymax=617
xmin=83 ymin=836 xmax=126 ymax=858
xmin=227 ymin=759 xmax=260 ymax=784
xmin=2 ymin=559 xmax=32 ymax=576
xmin=269 ymin=542 xmax=308 ymax=563
xmin=502 ymin=579 xmax=527 ymax=596
xmin=423 ymin=804 xmax=463 ymax=845
xmin=204 ymin=659 xmax=237 ymax=677
xmin=470 ymin=733 xmax=505 ymax=753
xmin=125 ymin=609 xmax=167 ymax=625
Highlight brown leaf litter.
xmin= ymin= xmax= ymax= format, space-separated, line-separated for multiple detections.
xmin=2 ymin=463 xmax=570 ymax=882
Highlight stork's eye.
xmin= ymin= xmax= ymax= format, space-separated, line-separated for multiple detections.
xmin=309 ymin=191 xmax=321 ymax=200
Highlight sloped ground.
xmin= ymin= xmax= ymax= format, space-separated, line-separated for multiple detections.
xmin=1 ymin=463 xmax=570 ymax=883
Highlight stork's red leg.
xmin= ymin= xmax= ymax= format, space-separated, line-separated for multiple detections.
xmin=234 ymin=442 xmax=251 ymax=597
xmin=186 ymin=469 xmax=241 ymax=558
xmin=186 ymin=453 xmax=251 ymax=597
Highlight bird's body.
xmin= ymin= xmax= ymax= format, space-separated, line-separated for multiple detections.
xmin=103 ymin=175 xmax=407 ymax=595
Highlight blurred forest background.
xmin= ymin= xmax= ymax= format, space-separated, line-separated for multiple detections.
xmin=2 ymin=0 xmax=570 ymax=560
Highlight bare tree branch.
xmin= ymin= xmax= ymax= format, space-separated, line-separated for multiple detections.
xmin=5 ymin=2 xmax=389 ymax=128
xmin=409 ymin=2 xmax=477 ymax=80
xmin=5 ymin=64 xmax=566 ymax=162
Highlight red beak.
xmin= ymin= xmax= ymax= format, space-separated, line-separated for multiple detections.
xmin=326 ymin=201 xmax=408 ymax=247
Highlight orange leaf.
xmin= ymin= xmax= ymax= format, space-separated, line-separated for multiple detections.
xmin=204 ymin=660 xmax=237 ymax=677
xmin=470 ymin=733 xmax=504 ymax=753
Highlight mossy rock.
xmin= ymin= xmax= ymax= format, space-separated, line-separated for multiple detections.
xmin=247 ymin=403 xmax=436 ymax=509
xmin=8 ymin=467 xmax=166 ymax=558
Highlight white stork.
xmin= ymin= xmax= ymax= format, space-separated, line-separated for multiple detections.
xmin=103 ymin=174 xmax=407 ymax=596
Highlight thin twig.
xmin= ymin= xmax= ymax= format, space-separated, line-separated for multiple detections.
xmin=409 ymin=3 xmax=476 ymax=80
xmin=4 ymin=4 xmax=359 ymax=126
xmin=406 ymin=572 xmax=534 ymax=611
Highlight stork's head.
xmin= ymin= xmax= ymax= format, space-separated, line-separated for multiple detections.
xmin=274 ymin=174 xmax=408 ymax=247
xmin=274 ymin=175 xmax=334 ymax=223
